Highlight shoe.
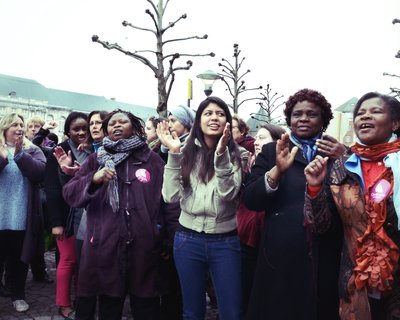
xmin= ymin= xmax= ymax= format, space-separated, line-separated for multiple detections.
xmin=58 ymin=307 xmax=75 ymax=320
xmin=13 ymin=299 xmax=29 ymax=312
xmin=33 ymin=272 xmax=54 ymax=284
xmin=0 ymin=283 xmax=11 ymax=297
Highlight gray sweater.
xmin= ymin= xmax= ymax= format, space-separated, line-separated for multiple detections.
xmin=162 ymin=145 xmax=247 ymax=234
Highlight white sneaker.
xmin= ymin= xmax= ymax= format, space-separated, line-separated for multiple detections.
xmin=12 ymin=299 xmax=29 ymax=312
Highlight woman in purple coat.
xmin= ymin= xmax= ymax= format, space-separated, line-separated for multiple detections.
xmin=63 ymin=109 xmax=179 ymax=320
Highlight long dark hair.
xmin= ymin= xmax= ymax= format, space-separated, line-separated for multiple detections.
xmin=181 ymin=96 xmax=242 ymax=190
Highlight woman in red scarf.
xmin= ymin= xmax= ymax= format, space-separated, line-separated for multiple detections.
xmin=305 ymin=92 xmax=400 ymax=319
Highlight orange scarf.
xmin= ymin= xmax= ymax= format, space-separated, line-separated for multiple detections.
xmin=351 ymin=139 xmax=400 ymax=293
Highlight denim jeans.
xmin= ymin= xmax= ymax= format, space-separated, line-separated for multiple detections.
xmin=173 ymin=230 xmax=242 ymax=320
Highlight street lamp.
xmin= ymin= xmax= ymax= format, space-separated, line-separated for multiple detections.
xmin=196 ymin=70 xmax=221 ymax=97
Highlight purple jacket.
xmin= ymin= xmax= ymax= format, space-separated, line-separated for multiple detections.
xmin=63 ymin=146 xmax=179 ymax=298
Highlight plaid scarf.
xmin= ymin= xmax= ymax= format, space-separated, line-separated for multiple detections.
xmin=97 ymin=135 xmax=146 ymax=212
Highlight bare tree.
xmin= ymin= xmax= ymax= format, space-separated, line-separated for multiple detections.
xmin=251 ymin=84 xmax=285 ymax=124
xmin=92 ymin=0 xmax=215 ymax=116
xmin=218 ymin=43 xmax=264 ymax=114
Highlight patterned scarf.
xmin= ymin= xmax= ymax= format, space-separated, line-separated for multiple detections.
xmin=97 ymin=135 xmax=146 ymax=212
xmin=351 ymin=138 xmax=400 ymax=293
xmin=289 ymin=131 xmax=322 ymax=163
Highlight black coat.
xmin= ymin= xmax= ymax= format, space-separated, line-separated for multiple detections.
xmin=243 ymin=141 xmax=342 ymax=320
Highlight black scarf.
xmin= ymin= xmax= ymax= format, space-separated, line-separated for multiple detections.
xmin=97 ymin=135 xmax=146 ymax=212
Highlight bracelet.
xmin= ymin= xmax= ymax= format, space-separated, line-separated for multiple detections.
xmin=266 ymin=171 xmax=277 ymax=187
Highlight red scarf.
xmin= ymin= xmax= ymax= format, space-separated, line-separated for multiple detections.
xmin=351 ymin=139 xmax=400 ymax=293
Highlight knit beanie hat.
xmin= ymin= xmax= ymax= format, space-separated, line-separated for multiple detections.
xmin=169 ymin=105 xmax=196 ymax=130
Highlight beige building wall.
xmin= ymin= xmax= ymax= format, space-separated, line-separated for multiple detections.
xmin=325 ymin=111 xmax=354 ymax=146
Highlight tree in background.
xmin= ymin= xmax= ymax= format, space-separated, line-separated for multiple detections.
xmin=250 ymin=84 xmax=285 ymax=125
xmin=92 ymin=0 xmax=214 ymax=116
xmin=383 ymin=18 xmax=400 ymax=98
xmin=218 ymin=43 xmax=264 ymax=113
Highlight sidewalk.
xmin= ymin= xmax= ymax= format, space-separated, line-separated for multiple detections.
xmin=0 ymin=250 xmax=219 ymax=320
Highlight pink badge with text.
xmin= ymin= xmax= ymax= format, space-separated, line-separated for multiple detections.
xmin=135 ymin=168 xmax=151 ymax=183
xmin=370 ymin=179 xmax=391 ymax=203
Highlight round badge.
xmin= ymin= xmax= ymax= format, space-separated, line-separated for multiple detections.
xmin=135 ymin=168 xmax=151 ymax=183
xmin=371 ymin=179 xmax=391 ymax=203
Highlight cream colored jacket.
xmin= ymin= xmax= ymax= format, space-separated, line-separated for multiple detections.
xmin=162 ymin=145 xmax=247 ymax=234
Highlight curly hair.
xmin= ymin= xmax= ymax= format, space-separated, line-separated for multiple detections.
xmin=102 ymin=109 xmax=145 ymax=138
xmin=284 ymin=88 xmax=333 ymax=131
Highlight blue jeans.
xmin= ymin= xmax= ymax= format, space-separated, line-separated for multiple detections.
xmin=173 ymin=230 xmax=242 ymax=320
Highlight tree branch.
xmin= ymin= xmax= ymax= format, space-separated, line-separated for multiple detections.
xmin=220 ymin=77 xmax=235 ymax=97
xmin=163 ymin=34 xmax=208 ymax=45
xmin=383 ymin=72 xmax=400 ymax=78
xmin=163 ymin=52 xmax=214 ymax=61
xmin=92 ymin=35 xmax=158 ymax=74
xmin=122 ymin=20 xmax=155 ymax=35
xmin=166 ymin=72 xmax=175 ymax=102
xmin=161 ymin=14 xmax=187 ymax=33
xmin=237 ymin=97 xmax=264 ymax=109
xmin=237 ymin=69 xmax=251 ymax=82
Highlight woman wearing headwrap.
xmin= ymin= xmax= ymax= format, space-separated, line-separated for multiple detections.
xmin=305 ymin=92 xmax=400 ymax=319
xmin=63 ymin=109 xmax=179 ymax=320
xmin=160 ymin=105 xmax=196 ymax=156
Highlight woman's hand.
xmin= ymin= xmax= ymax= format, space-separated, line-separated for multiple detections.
xmin=52 ymin=226 xmax=64 ymax=241
xmin=156 ymin=121 xmax=181 ymax=153
xmin=14 ymin=135 xmax=23 ymax=155
xmin=0 ymin=144 xmax=8 ymax=159
xmin=43 ymin=120 xmax=58 ymax=130
xmin=275 ymin=133 xmax=298 ymax=174
xmin=53 ymin=146 xmax=81 ymax=176
xmin=316 ymin=134 xmax=347 ymax=159
xmin=92 ymin=167 xmax=116 ymax=184
xmin=246 ymin=152 xmax=255 ymax=172
xmin=304 ymin=155 xmax=329 ymax=187
xmin=54 ymin=146 xmax=72 ymax=167
xmin=216 ymin=123 xmax=231 ymax=155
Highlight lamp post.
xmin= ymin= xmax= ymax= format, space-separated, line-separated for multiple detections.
xmin=196 ymin=69 xmax=221 ymax=97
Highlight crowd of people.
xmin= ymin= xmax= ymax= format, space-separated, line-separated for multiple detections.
xmin=0 ymin=89 xmax=399 ymax=320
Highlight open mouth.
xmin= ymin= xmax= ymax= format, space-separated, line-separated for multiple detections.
xmin=297 ymin=126 xmax=310 ymax=130
xmin=359 ymin=123 xmax=373 ymax=129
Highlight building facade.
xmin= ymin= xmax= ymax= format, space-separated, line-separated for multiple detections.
xmin=0 ymin=73 xmax=157 ymax=138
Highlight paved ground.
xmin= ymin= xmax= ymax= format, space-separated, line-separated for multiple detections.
xmin=0 ymin=250 xmax=219 ymax=320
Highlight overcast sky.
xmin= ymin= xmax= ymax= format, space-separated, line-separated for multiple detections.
xmin=0 ymin=0 xmax=399 ymax=120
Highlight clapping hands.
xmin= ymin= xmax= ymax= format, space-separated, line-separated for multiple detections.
xmin=156 ymin=121 xmax=181 ymax=153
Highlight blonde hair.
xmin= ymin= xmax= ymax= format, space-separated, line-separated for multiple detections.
xmin=0 ymin=113 xmax=33 ymax=148
xmin=27 ymin=116 xmax=45 ymax=127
